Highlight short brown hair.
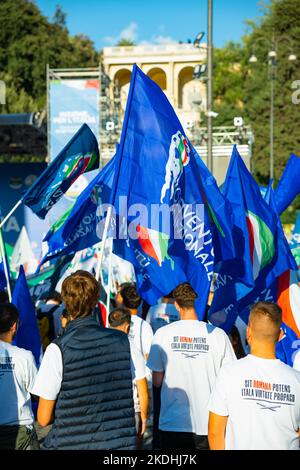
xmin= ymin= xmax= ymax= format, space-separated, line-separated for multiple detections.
xmin=249 ymin=302 xmax=282 ymax=343
xmin=109 ymin=308 xmax=131 ymax=328
xmin=120 ymin=284 xmax=141 ymax=309
xmin=61 ymin=270 xmax=100 ymax=320
xmin=173 ymin=283 xmax=198 ymax=308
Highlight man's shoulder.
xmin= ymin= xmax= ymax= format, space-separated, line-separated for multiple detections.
xmin=1 ymin=342 xmax=35 ymax=363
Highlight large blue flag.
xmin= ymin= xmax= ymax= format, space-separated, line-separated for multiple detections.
xmin=210 ymin=177 xmax=297 ymax=332
xmin=274 ymin=153 xmax=300 ymax=214
xmin=109 ymin=65 xmax=221 ymax=314
xmin=22 ymin=123 xmax=99 ymax=219
xmin=40 ymin=155 xmax=117 ymax=264
xmin=12 ymin=266 xmax=42 ymax=367
xmin=209 ymin=147 xmax=280 ymax=331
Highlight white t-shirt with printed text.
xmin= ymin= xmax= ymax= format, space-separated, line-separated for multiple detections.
xmin=0 ymin=340 xmax=37 ymax=425
xmin=209 ymin=354 xmax=300 ymax=450
xmin=147 ymin=320 xmax=236 ymax=435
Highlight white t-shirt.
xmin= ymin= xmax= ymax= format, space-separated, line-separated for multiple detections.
xmin=146 ymin=302 xmax=180 ymax=333
xmin=0 ymin=340 xmax=37 ymax=425
xmin=128 ymin=315 xmax=153 ymax=359
xmin=30 ymin=343 xmax=62 ymax=400
xmin=130 ymin=343 xmax=146 ymax=413
xmin=147 ymin=320 xmax=236 ymax=435
xmin=293 ymin=350 xmax=300 ymax=372
xmin=209 ymin=355 xmax=300 ymax=450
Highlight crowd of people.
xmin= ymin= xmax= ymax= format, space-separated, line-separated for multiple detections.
xmin=0 ymin=270 xmax=299 ymax=450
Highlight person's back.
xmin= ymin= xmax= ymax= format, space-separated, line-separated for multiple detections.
xmin=0 ymin=303 xmax=38 ymax=450
xmin=147 ymin=283 xmax=236 ymax=449
xmin=117 ymin=284 xmax=153 ymax=359
xmin=209 ymin=301 xmax=300 ymax=450
xmin=210 ymin=354 xmax=300 ymax=450
xmin=149 ymin=319 xmax=235 ymax=435
xmin=31 ymin=271 xmax=136 ymax=450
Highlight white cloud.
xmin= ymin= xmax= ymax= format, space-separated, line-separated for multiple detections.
xmin=120 ymin=22 xmax=138 ymax=42
xmin=152 ymin=35 xmax=178 ymax=45
xmin=103 ymin=22 xmax=138 ymax=45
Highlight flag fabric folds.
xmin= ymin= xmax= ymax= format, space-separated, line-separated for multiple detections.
xmin=274 ymin=153 xmax=300 ymax=215
xmin=40 ymin=155 xmax=116 ymax=265
xmin=209 ymin=146 xmax=297 ymax=332
xmin=110 ymin=65 xmax=223 ymax=313
xmin=12 ymin=266 xmax=42 ymax=367
xmin=22 ymin=123 xmax=99 ymax=219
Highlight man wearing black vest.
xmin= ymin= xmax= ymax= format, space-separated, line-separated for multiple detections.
xmin=31 ymin=270 xmax=136 ymax=450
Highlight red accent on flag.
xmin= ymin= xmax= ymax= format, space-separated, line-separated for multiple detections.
xmin=278 ymin=270 xmax=300 ymax=338
xmin=98 ymin=301 xmax=107 ymax=328
xmin=136 ymin=225 xmax=160 ymax=265
xmin=246 ymin=216 xmax=255 ymax=265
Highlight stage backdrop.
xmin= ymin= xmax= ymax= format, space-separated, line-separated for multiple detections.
xmin=48 ymin=77 xmax=100 ymax=224
xmin=0 ymin=163 xmax=48 ymax=259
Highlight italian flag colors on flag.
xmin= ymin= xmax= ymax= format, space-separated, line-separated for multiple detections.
xmin=246 ymin=210 xmax=275 ymax=280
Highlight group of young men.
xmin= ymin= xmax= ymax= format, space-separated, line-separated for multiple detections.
xmin=0 ymin=270 xmax=299 ymax=450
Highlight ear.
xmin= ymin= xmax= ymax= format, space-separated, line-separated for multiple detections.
xmin=246 ymin=325 xmax=251 ymax=345
xmin=125 ymin=323 xmax=130 ymax=335
xmin=277 ymin=328 xmax=284 ymax=342
xmin=174 ymin=301 xmax=180 ymax=313
xmin=11 ymin=322 xmax=18 ymax=335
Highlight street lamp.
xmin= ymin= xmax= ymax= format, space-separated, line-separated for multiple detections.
xmin=192 ymin=3 xmax=213 ymax=175
xmin=249 ymin=36 xmax=297 ymax=181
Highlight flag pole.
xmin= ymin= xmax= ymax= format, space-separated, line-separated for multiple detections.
xmin=0 ymin=200 xmax=22 ymax=230
xmin=0 ymin=227 xmax=12 ymax=301
xmin=95 ymin=206 xmax=112 ymax=282
xmin=105 ymin=237 xmax=113 ymax=327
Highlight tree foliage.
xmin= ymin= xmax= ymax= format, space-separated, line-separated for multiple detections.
xmin=0 ymin=0 xmax=99 ymax=112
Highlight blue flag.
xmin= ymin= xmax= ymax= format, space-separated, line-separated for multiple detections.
xmin=209 ymin=146 xmax=280 ymax=331
xmin=276 ymin=322 xmax=300 ymax=367
xmin=211 ymin=181 xmax=297 ymax=333
xmin=12 ymin=266 xmax=42 ymax=367
xmin=110 ymin=65 xmax=219 ymax=314
xmin=274 ymin=153 xmax=300 ymax=214
xmin=290 ymin=212 xmax=300 ymax=267
xmin=22 ymin=124 xmax=99 ymax=219
xmin=41 ymin=155 xmax=117 ymax=264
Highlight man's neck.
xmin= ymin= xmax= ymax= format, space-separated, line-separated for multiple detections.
xmin=162 ymin=298 xmax=174 ymax=304
xmin=179 ymin=308 xmax=198 ymax=321
xmin=0 ymin=333 xmax=13 ymax=344
xmin=130 ymin=309 xmax=138 ymax=316
xmin=250 ymin=343 xmax=277 ymax=360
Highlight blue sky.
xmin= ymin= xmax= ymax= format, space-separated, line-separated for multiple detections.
xmin=35 ymin=0 xmax=267 ymax=49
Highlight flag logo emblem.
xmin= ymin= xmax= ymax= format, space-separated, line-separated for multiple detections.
xmin=160 ymin=131 xmax=191 ymax=203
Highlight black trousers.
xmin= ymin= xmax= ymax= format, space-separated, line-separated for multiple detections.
xmin=159 ymin=430 xmax=209 ymax=450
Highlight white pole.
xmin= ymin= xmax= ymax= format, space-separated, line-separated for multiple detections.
xmin=0 ymin=200 xmax=22 ymax=230
xmin=95 ymin=206 xmax=112 ymax=282
xmin=0 ymin=228 xmax=12 ymax=301
xmin=106 ymin=237 xmax=113 ymax=327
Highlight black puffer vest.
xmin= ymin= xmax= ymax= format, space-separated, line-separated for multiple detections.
xmin=42 ymin=315 xmax=136 ymax=450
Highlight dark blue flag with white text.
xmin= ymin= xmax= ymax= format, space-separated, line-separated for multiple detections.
xmin=22 ymin=123 xmax=99 ymax=219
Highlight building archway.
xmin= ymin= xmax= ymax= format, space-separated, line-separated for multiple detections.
xmin=178 ymin=66 xmax=199 ymax=110
xmin=113 ymin=68 xmax=132 ymax=110
xmin=147 ymin=67 xmax=167 ymax=91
